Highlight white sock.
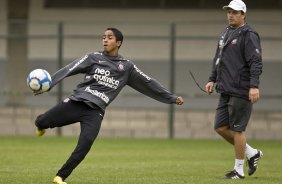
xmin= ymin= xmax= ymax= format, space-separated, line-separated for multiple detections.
xmin=234 ymin=159 xmax=245 ymax=176
xmin=245 ymin=144 xmax=258 ymax=159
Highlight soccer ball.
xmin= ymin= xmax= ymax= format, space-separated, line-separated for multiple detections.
xmin=27 ymin=69 xmax=52 ymax=92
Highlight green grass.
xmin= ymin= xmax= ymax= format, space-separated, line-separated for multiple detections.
xmin=0 ymin=136 xmax=281 ymax=184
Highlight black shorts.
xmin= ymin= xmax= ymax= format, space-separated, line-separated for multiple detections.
xmin=214 ymin=93 xmax=252 ymax=132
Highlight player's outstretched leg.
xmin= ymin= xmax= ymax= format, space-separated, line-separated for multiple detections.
xmin=53 ymin=176 xmax=67 ymax=184
xmin=35 ymin=128 xmax=46 ymax=136
xmin=34 ymin=113 xmax=50 ymax=136
xmin=35 ymin=114 xmax=48 ymax=136
xmin=34 ymin=99 xmax=81 ymax=137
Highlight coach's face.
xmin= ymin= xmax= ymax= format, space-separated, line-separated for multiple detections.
xmin=103 ymin=30 xmax=121 ymax=56
xmin=226 ymin=8 xmax=246 ymax=28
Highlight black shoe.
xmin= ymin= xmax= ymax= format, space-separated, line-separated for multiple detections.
xmin=224 ymin=170 xmax=245 ymax=179
xmin=247 ymin=150 xmax=263 ymax=176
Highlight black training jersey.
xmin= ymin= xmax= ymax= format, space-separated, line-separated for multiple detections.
xmin=50 ymin=51 xmax=177 ymax=111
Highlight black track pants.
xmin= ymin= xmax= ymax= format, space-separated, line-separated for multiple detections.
xmin=35 ymin=99 xmax=104 ymax=180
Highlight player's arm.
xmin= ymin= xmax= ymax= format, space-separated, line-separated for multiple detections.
xmin=33 ymin=55 xmax=92 ymax=95
xmin=127 ymin=65 xmax=183 ymax=105
xmin=49 ymin=54 xmax=94 ymax=90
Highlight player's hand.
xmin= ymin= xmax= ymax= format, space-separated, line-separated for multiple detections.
xmin=176 ymin=96 xmax=184 ymax=105
xmin=32 ymin=87 xmax=51 ymax=96
xmin=249 ymin=88 xmax=260 ymax=103
xmin=32 ymin=90 xmax=44 ymax=96
xmin=205 ymin=81 xmax=215 ymax=95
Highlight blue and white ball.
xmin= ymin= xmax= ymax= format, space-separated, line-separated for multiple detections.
xmin=27 ymin=69 xmax=52 ymax=92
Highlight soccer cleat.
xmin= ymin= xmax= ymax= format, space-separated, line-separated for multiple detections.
xmin=53 ymin=176 xmax=67 ymax=184
xmin=224 ymin=170 xmax=245 ymax=179
xmin=36 ymin=128 xmax=45 ymax=136
xmin=247 ymin=150 xmax=263 ymax=176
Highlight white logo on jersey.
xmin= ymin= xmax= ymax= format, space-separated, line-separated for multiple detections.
xmin=93 ymin=68 xmax=120 ymax=89
xmin=63 ymin=98 xmax=70 ymax=103
xmin=134 ymin=65 xmax=151 ymax=80
xmin=93 ymin=52 xmax=103 ymax=55
xmin=69 ymin=55 xmax=88 ymax=71
xmin=85 ymin=86 xmax=109 ymax=104
xmin=98 ymin=60 xmax=107 ymax=63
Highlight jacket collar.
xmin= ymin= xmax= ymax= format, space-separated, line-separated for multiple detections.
xmin=222 ymin=24 xmax=249 ymax=47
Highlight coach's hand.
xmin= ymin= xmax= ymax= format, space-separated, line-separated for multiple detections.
xmin=249 ymin=88 xmax=260 ymax=103
xmin=176 ymin=96 xmax=184 ymax=105
xmin=205 ymin=81 xmax=215 ymax=95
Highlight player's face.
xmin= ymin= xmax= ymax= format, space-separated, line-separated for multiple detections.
xmin=226 ymin=9 xmax=245 ymax=28
xmin=103 ymin=30 xmax=121 ymax=56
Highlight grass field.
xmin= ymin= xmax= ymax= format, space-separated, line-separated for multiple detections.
xmin=0 ymin=136 xmax=281 ymax=184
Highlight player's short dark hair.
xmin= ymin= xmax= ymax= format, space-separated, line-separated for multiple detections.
xmin=106 ymin=27 xmax=123 ymax=47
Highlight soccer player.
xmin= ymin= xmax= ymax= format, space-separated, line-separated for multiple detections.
xmin=33 ymin=27 xmax=184 ymax=184
xmin=205 ymin=0 xmax=263 ymax=179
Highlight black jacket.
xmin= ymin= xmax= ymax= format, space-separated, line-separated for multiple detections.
xmin=209 ymin=24 xmax=263 ymax=100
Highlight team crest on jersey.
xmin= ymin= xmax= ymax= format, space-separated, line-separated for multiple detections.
xmin=117 ymin=61 xmax=125 ymax=71
xmin=231 ymin=39 xmax=237 ymax=45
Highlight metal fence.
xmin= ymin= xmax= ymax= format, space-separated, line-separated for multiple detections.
xmin=0 ymin=20 xmax=282 ymax=138
xmin=0 ymin=20 xmax=282 ymax=110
